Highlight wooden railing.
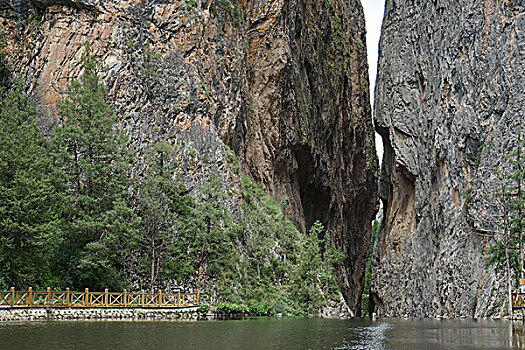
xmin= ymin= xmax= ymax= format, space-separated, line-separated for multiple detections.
xmin=512 ymin=291 xmax=525 ymax=309
xmin=0 ymin=288 xmax=199 ymax=308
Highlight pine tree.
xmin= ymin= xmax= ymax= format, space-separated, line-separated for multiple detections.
xmin=0 ymin=34 xmax=10 ymax=95
xmin=190 ymin=173 xmax=239 ymax=282
xmin=0 ymin=81 xmax=60 ymax=289
xmin=507 ymin=131 xmax=524 ymax=279
xmin=483 ymin=130 xmax=525 ymax=316
xmin=51 ymin=50 xmax=135 ymax=290
xmin=132 ymin=140 xmax=193 ymax=291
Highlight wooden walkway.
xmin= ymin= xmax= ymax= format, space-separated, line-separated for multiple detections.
xmin=0 ymin=288 xmax=199 ymax=308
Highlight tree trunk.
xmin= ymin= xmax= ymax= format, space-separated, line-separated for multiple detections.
xmin=150 ymin=237 xmax=156 ymax=293
xmin=517 ymin=133 xmax=523 ymax=280
xmin=506 ymin=232 xmax=513 ymax=318
xmin=503 ymin=182 xmax=513 ymax=318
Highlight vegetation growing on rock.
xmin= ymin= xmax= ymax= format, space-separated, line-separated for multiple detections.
xmin=0 ymin=53 xmax=341 ymax=317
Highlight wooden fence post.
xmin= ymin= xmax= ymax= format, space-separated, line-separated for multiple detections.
xmin=85 ymin=288 xmax=89 ymax=306
xmin=28 ymin=287 xmax=33 ymax=306
xmin=158 ymin=290 xmax=162 ymax=307
xmin=46 ymin=287 xmax=51 ymax=305
xmin=196 ymin=289 xmax=199 ymax=305
xmin=141 ymin=290 xmax=144 ymax=307
xmin=104 ymin=289 xmax=108 ymax=307
xmin=66 ymin=288 xmax=70 ymax=306
xmin=123 ymin=289 xmax=127 ymax=307
xmin=10 ymin=287 xmax=14 ymax=307
xmin=177 ymin=290 xmax=181 ymax=307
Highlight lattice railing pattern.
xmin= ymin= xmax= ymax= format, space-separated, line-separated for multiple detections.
xmin=513 ymin=292 xmax=525 ymax=309
xmin=0 ymin=288 xmax=199 ymax=308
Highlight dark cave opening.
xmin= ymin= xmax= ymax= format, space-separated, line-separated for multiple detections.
xmin=293 ymin=145 xmax=330 ymax=234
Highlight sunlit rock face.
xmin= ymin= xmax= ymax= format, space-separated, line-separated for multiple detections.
xmin=1 ymin=0 xmax=378 ymax=314
xmin=371 ymin=0 xmax=525 ymax=317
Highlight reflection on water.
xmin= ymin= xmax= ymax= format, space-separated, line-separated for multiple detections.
xmin=512 ymin=322 xmax=525 ymax=349
xmin=336 ymin=322 xmax=392 ymax=350
xmin=0 ymin=317 xmax=524 ymax=350
xmin=386 ymin=318 xmax=525 ymax=350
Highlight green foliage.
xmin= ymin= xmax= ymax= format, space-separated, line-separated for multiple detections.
xmin=215 ymin=301 xmax=248 ymax=314
xmin=197 ymin=304 xmax=209 ymax=314
xmin=217 ymin=176 xmax=298 ymax=315
xmin=464 ymin=186 xmax=473 ymax=210
xmin=355 ymin=36 xmax=364 ymax=50
xmin=190 ymin=173 xmax=240 ymax=279
xmin=140 ymin=43 xmax=162 ymax=100
xmin=132 ymin=141 xmax=195 ymax=290
xmin=475 ymin=143 xmax=484 ymax=170
xmin=195 ymin=175 xmax=340 ymax=317
xmin=0 ymin=52 xmax=342 ymax=317
xmin=484 ymin=130 xmax=524 ymax=285
xmin=224 ymin=145 xmax=239 ymax=171
xmin=185 ymin=0 xmax=197 ymax=9
xmin=361 ymin=219 xmax=381 ymax=316
xmin=51 ymin=49 xmax=136 ymax=290
xmin=0 ymin=81 xmax=61 ymax=289
xmin=289 ymin=221 xmax=328 ymax=315
xmin=0 ymin=34 xmax=10 ymax=94
xmin=220 ymin=0 xmax=244 ymax=27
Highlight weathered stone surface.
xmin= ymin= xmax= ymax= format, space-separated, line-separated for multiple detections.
xmin=30 ymin=0 xmax=98 ymax=11
xmin=0 ymin=0 xmax=96 ymax=13
xmin=372 ymin=0 xmax=525 ymax=317
xmin=1 ymin=0 xmax=378 ymax=314
xmin=241 ymin=0 xmax=378 ymax=314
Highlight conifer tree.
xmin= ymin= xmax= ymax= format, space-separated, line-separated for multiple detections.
xmin=0 ymin=34 xmax=10 ymax=95
xmin=191 ymin=173 xmax=239 ymax=282
xmin=51 ymin=50 xmax=135 ymax=290
xmin=132 ymin=140 xmax=193 ymax=291
xmin=0 ymin=81 xmax=60 ymax=289
xmin=482 ymin=130 xmax=525 ymax=315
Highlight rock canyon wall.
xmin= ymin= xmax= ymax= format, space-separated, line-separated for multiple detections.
xmin=372 ymin=0 xmax=525 ymax=317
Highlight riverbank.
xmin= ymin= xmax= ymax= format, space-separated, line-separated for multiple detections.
xmin=0 ymin=307 xmax=201 ymax=322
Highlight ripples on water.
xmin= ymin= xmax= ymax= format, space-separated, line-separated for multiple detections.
xmin=1 ymin=317 xmax=525 ymax=350
xmin=335 ymin=322 xmax=392 ymax=350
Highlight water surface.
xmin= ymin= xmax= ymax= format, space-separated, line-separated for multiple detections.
xmin=0 ymin=317 xmax=524 ymax=349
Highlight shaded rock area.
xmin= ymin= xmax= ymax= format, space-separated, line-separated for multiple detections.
xmin=0 ymin=0 xmax=378 ymax=314
xmin=372 ymin=0 xmax=525 ymax=317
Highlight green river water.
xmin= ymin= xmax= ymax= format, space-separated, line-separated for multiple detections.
xmin=0 ymin=317 xmax=524 ymax=349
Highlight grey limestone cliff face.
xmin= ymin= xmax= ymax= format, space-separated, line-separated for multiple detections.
xmin=372 ymin=0 xmax=525 ymax=317
xmin=1 ymin=0 xmax=378 ymax=314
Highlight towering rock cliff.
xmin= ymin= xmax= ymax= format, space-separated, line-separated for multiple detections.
xmin=0 ymin=0 xmax=378 ymax=314
xmin=372 ymin=0 xmax=525 ymax=317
